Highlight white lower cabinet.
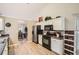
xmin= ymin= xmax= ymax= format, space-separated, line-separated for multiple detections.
xmin=38 ymin=35 xmax=42 ymax=45
xmin=1 ymin=37 xmax=8 ymax=55
xmin=2 ymin=44 xmax=8 ymax=55
xmin=51 ymin=37 xmax=64 ymax=55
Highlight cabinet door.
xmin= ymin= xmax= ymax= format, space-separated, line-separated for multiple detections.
xmin=41 ymin=22 xmax=44 ymax=30
xmin=0 ymin=18 xmax=4 ymax=30
xmin=38 ymin=35 xmax=42 ymax=45
xmin=55 ymin=40 xmax=64 ymax=54
xmin=53 ymin=18 xmax=65 ymax=30
xmin=51 ymin=38 xmax=64 ymax=54
xmin=51 ymin=39 xmax=56 ymax=51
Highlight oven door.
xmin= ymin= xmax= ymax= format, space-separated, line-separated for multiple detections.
xmin=42 ymin=35 xmax=51 ymax=50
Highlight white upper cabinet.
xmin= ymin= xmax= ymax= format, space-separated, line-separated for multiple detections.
xmin=42 ymin=17 xmax=65 ymax=30
xmin=35 ymin=17 xmax=65 ymax=30
xmin=35 ymin=15 xmax=79 ymax=31
xmin=0 ymin=17 xmax=4 ymax=30
xmin=53 ymin=17 xmax=65 ymax=30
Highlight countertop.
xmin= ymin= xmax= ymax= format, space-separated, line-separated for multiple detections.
xmin=43 ymin=34 xmax=63 ymax=40
xmin=0 ymin=34 xmax=9 ymax=38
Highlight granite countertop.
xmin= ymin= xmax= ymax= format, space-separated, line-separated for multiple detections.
xmin=46 ymin=33 xmax=64 ymax=40
xmin=0 ymin=36 xmax=9 ymax=38
xmin=51 ymin=36 xmax=63 ymax=40
xmin=0 ymin=34 xmax=9 ymax=39
xmin=0 ymin=34 xmax=9 ymax=37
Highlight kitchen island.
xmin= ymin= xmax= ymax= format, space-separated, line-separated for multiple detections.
xmin=0 ymin=35 xmax=9 ymax=55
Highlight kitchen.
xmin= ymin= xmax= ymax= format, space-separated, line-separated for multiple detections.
xmin=33 ymin=15 xmax=79 ymax=55
xmin=0 ymin=3 xmax=79 ymax=55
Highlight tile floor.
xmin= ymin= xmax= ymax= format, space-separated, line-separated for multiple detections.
xmin=9 ymin=40 xmax=56 ymax=55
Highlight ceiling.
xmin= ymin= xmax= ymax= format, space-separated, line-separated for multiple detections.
xmin=0 ymin=3 xmax=48 ymax=20
xmin=0 ymin=3 xmax=79 ymax=21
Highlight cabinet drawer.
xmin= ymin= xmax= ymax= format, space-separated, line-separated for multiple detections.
xmin=64 ymin=50 xmax=74 ymax=55
xmin=64 ymin=45 xmax=74 ymax=51
xmin=65 ymin=31 xmax=74 ymax=34
xmin=65 ymin=40 xmax=74 ymax=46
xmin=65 ymin=36 xmax=74 ymax=40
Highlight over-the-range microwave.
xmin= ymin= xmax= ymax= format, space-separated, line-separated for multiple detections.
xmin=44 ymin=25 xmax=53 ymax=31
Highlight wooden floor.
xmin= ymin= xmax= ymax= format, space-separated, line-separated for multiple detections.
xmin=9 ymin=40 xmax=56 ymax=55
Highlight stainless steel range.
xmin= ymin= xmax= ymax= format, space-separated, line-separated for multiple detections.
xmin=42 ymin=25 xmax=53 ymax=50
xmin=42 ymin=35 xmax=51 ymax=50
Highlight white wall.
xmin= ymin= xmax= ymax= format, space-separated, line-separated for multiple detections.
xmin=39 ymin=4 xmax=79 ymax=17
xmin=18 ymin=20 xmax=36 ymax=42
xmin=4 ymin=16 xmax=36 ymax=44
xmin=4 ymin=17 xmax=19 ymax=44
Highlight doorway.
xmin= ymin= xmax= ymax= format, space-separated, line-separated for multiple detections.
xmin=18 ymin=21 xmax=28 ymax=41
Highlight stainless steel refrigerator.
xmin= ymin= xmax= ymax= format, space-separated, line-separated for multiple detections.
xmin=32 ymin=25 xmax=42 ymax=44
xmin=32 ymin=25 xmax=38 ymax=43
